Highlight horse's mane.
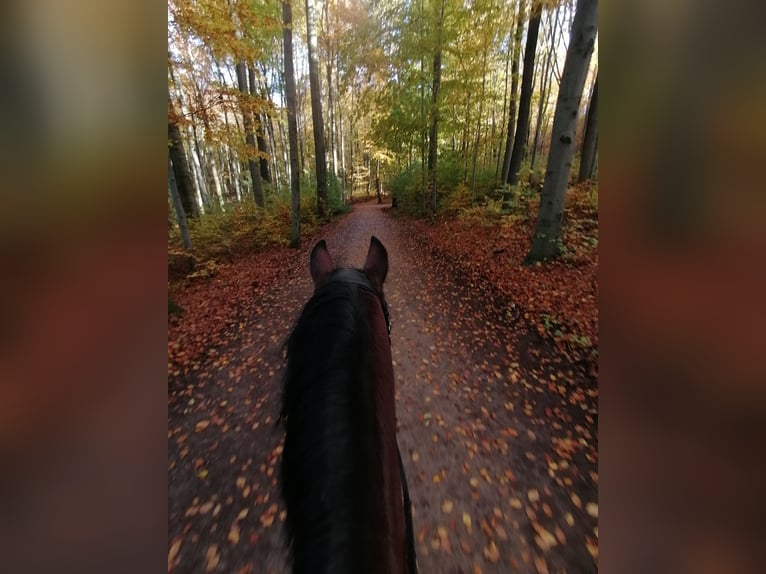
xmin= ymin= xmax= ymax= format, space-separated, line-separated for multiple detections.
xmin=281 ymin=272 xmax=386 ymax=573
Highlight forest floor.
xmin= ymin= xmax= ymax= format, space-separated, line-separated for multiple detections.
xmin=168 ymin=198 xmax=598 ymax=574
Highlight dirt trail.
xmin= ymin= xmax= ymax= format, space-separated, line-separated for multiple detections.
xmin=168 ymin=201 xmax=598 ymax=573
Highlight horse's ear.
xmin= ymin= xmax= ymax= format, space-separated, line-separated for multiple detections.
xmin=363 ymin=236 xmax=388 ymax=291
xmin=310 ymin=240 xmax=334 ymax=287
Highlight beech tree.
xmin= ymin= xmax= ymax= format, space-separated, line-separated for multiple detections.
xmin=578 ymin=71 xmax=598 ymax=182
xmin=505 ymin=2 xmax=541 ymax=187
xmin=527 ymin=0 xmax=598 ymax=262
xmin=305 ymin=0 xmax=329 ymax=218
xmin=283 ymin=0 xmax=302 ymax=247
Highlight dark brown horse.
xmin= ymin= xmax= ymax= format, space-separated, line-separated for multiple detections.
xmin=280 ymin=237 xmax=416 ymax=574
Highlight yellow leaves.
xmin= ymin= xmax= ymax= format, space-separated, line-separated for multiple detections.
xmin=199 ymin=501 xmax=214 ymax=515
xmin=532 ymin=523 xmax=558 ymax=551
xmin=197 ymin=469 xmax=209 ymax=479
xmin=195 ymin=420 xmax=210 ymax=432
xmin=462 ymin=512 xmax=472 ymax=535
xmin=527 ymin=489 xmax=540 ymax=503
xmin=469 ymin=477 xmax=480 ymax=489
xmin=565 ymin=512 xmax=575 ymax=526
xmin=205 ymin=544 xmax=219 ymax=572
xmin=416 ymin=525 xmax=429 ymax=544
xmin=479 ymin=468 xmax=492 ymax=484
xmin=236 ymin=476 xmax=246 ymax=489
xmin=509 ymin=497 xmax=522 ymax=509
xmin=534 ymin=556 xmax=550 ymax=574
xmin=237 ymin=508 xmax=249 ymax=521
xmin=483 ymin=540 xmax=500 ymax=563
xmin=570 ymin=492 xmax=582 ymax=508
xmin=585 ymin=502 xmax=598 ymax=518
xmin=504 ymin=401 xmax=514 ymax=411
xmin=411 ymin=451 xmax=420 ymax=463
xmin=433 ymin=474 xmax=442 ymax=484
xmin=259 ymin=503 xmax=278 ymax=528
xmin=228 ymin=523 xmax=240 ymax=544
xmin=441 ymin=500 xmax=454 ymax=514
xmin=168 ymin=537 xmax=182 ymax=571
xmin=585 ymin=536 xmax=598 ymax=560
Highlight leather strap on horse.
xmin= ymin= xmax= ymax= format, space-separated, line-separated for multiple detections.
xmin=397 ymin=443 xmax=418 ymax=574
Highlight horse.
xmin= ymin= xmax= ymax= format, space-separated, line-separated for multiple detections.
xmin=280 ymin=236 xmax=416 ymax=574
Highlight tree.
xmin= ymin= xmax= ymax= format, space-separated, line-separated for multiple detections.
xmin=505 ymin=2 xmax=541 ymax=187
xmin=527 ymin=0 xmax=598 ymax=263
xmin=283 ymin=0 xmax=301 ymax=248
xmin=427 ymin=0 xmax=446 ymax=215
xmin=235 ymin=61 xmax=265 ymax=208
xmin=305 ymin=0 xmax=329 ymax=218
xmin=168 ymin=155 xmax=193 ymax=250
xmin=578 ymin=71 xmax=598 ymax=182
xmin=168 ymin=87 xmax=199 ymax=219
xmin=500 ymin=0 xmax=525 ymax=185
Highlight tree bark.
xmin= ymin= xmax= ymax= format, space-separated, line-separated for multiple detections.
xmin=501 ymin=0 xmax=525 ymax=185
xmin=527 ymin=0 xmax=597 ymax=263
xmin=305 ymin=0 xmax=328 ymax=218
xmin=578 ymin=72 xmax=598 ymax=182
xmin=283 ymin=0 xmax=302 ymax=247
xmin=168 ymin=91 xmax=199 ymax=219
xmin=248 ymin=64 xmax=272 ymax=184
xmin=428 ymin=0 xmax=446 ymax=215
xmin=506 ymin=4 xmax=541 ymax=187
xmin=235 ymin=61 xmax=265 ymax=208
xmin=168 ymin=154 xmax=193 ymax=250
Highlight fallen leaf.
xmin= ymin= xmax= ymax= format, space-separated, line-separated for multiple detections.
xmin=527 ymin=489 xmax=540 ymax=503
xmin=462 ymin=512 xmax=473 ymax=535
xmin=442 ymin=500 xmax=454 ymax=514
xmin=412 ymin=451 xmax=420 ymax=463
xmin=195 ymin=420 xmax=210 ymax=432
xmin=586 ymin=502 xmax=598 ymax=518
xmin=205 ymin=544 xmax=219 ymax=572
xmin=237 ymin=508 xmax=249 ymax=521
xmin=168 ymin=537 xmax=182 ymax=569
xmin=228 ymin=523 xmax=240 ymax=544
xmin=483 ymin=540 xmax=500 ymax=563
xmin=509 ymin=497 xmax=522 ymax=509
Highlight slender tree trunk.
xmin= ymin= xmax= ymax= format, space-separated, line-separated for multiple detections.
xmin=527 ymin=0 xmax=597 ymax=263
xmin=501 ymin=0 xmax=525 ymax=185
xmin=235 ymin=62 xmax=265 ymax=207
xmin=578 ymin=72 xmax=598 ymax=182
xmin=507 ymin=4 xmax=541 ymax=186
xmin=531 ymin=5 xmax=561 ymax=169
xmin=283 ymin=0 xmax=301 ymax=247
xmin=376 ymin=159 xmax=383 ymax=204
xmin=248 ymin=64 xmax=272 ymax=184
xmin=471 ymin=44 xmax=489 ymax=202
xmin=305 ymin=0 xmax=328 ymax=218
xmin=168 ymin=94 xmax=199 ymax=219
xmin=168 ymin=155 xmax=193 ymax=250
xmin=427 ymin=0 xmax=445 ymax=215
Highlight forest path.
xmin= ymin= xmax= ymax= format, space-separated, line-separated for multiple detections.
xmin=168 ymin=200 xmax=598 ymax=574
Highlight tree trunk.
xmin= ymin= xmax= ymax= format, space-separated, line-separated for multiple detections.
xmin=471 ymin=44 xmax=489 ymax=203
xmin=578 ymin=72 xmax=598 ymax=182
xmin=428 ymin=0 xmax=446 ymax=215
xmin=168 ymin=93 xmax=199 ymax=219
xmin=531 ymin=5 xmax=560 ymax=170
xmin=168 ymin=154 xmax=193 ymax=250
xmin=305 ymin=0 xmax=328 ymax=218
xmin=283 ymin=0 xmax=301 ymax=247
xmin=248 ymin=64 xmax=272 ymax=184
xmin=506 ymin=4 xmax=541 ymax=187
xmin=235 ymin=61 xmax=265 ymax=208
xmin=501 ymin=0 xmax=525 ymax=185
xmin=527 ymin=0 xmax=597 ymax=263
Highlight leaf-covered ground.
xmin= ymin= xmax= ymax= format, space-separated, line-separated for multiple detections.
xmin=168 ymin=200 xmax=598 ymax=573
